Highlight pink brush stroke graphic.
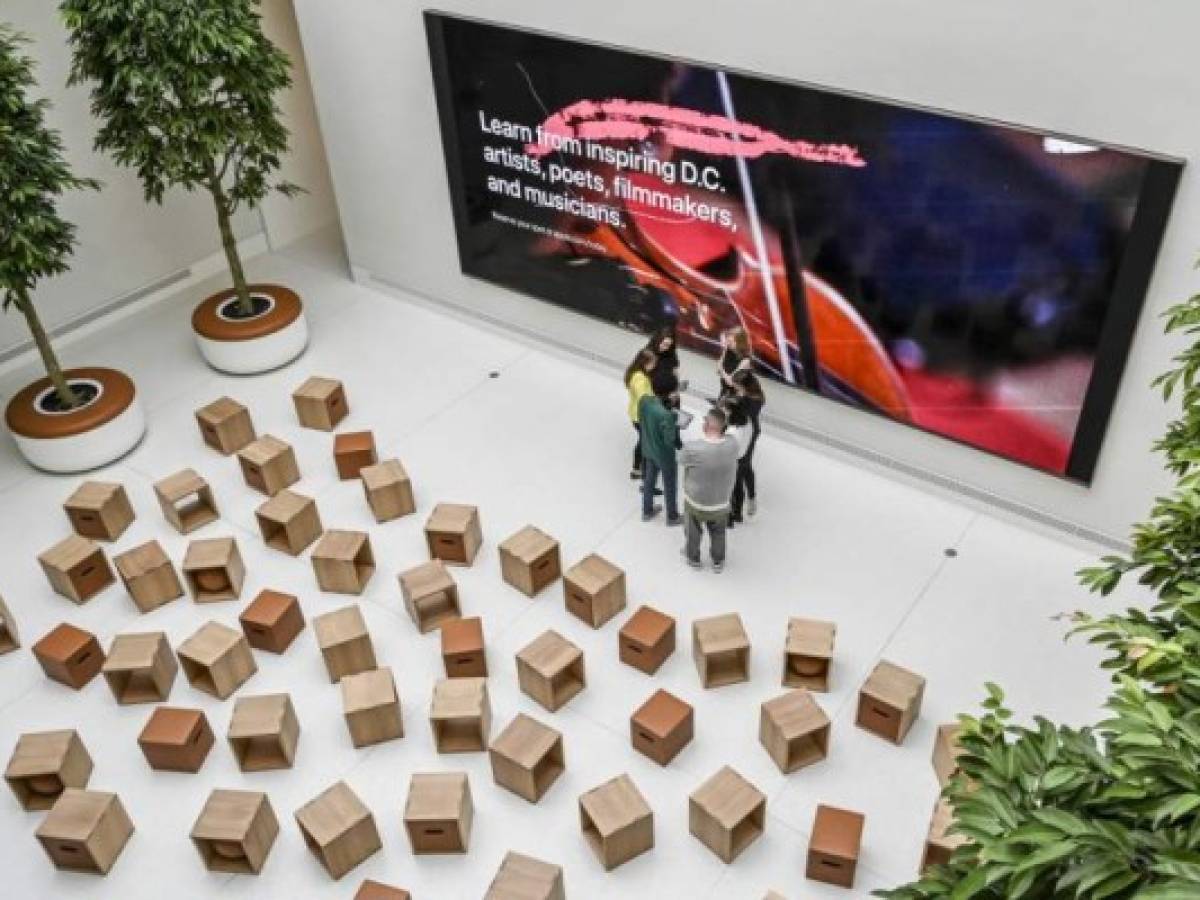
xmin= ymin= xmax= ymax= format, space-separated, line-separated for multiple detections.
xmin=526 ymin=98 xmax=866 ymax=168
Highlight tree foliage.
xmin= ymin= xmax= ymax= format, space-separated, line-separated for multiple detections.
xmin=879 ymin=286 xmax=1200 ymax=898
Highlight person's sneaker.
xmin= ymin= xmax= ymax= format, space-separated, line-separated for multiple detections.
xmin=639 ymin=486 xmax=664 ymax=497
xmin=666 ymin=514 xmax=683 ymax=527
xmin=712 ymin=560 xmax=725 ymax=574
xmin=747 ymin=497 xmax=757 ymax=517
xmin=630 ymin=469 xmax=641 ymax=480
xmin=680 ymin=548 xmax=702 ymax=569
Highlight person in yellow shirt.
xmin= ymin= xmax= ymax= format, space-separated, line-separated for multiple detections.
xmin=624 ymin=348 xmax=657 ymax=479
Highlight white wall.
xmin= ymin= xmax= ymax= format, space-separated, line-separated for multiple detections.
xmin=292 ymin=0 xmax=1200 ymax=543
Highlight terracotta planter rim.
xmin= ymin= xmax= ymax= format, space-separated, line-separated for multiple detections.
xmin=192 ymin=284 xmax=303 ymax=342
xmin=5 ymin=367 xmax=137 ymax=439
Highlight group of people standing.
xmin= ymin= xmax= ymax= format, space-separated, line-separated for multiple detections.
xmin=624 ymin=324 xmax=765 ymax=573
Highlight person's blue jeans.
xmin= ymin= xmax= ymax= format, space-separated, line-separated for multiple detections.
xmin=642 ymin=457 xmax=678 ymax=519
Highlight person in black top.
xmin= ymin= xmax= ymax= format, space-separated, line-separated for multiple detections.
xmin=727 ymin=369 xmax=764 ymax=523
xmin=646 ymin=324 xmax=682 ymax=406
xmin=717 ymin=326 xmax=752 ymax=402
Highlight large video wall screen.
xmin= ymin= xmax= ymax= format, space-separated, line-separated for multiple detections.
xmin=425 ymin=11 xmax=1181 ymax=482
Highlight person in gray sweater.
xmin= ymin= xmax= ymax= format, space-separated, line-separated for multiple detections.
xmin=679 ymin=407 xmax=741 ymax=572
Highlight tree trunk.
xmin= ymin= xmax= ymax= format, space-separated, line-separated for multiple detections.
xmin=209 ymin=176 xmax=254 ymax=317
xmin=14 ymin=290 xmax=80 ymax=410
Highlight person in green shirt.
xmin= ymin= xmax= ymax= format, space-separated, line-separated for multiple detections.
xmin=638 ymin=385 xmax=681 ymax=525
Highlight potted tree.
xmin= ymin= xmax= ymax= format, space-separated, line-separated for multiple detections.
xmin=60 ymin=0 xmax=307 ymax=374
xmin=1 ymin=24 xmax=145 ymax=473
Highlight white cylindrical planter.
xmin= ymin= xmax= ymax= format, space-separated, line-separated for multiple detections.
xmin=5 ymin=368 xmax=146 ymax=473
xmin=191 ymin=284 xmax=309 ymax=374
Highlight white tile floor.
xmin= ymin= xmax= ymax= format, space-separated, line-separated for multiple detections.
xmin=0 ymin=231 xmax=1148 ymax=899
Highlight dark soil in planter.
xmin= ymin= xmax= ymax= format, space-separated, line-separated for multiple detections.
xmin=38 ymin=382 xmax=101 ymax=414
xmin=218 ymin=294 xmax=273 ymax=321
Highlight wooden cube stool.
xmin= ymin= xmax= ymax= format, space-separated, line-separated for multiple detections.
xmin=693 ymin=614 xmax=750 ymax=688
xmin=806 ymin=804 xmax=865 ymax=888
xmin=856 ymin=660 xmax=926 ymax=745
xmin=293 ymin=376 xmax=349 ymax=431
xmin=431 ymin=677 xmax=491 ymax=753
xmin=689 ymin=766 xmax=765 ymax=863
xmin=489 ymin=713 xmax=564 ymax=803
xmin=441 ymin=616 xmax=486 ymax=678
xmin=360 ymin=458 xmax=415 ymax=522
xmin=63 ymin=481 xmax=134 ymax=541
xmin=155 ymin=468 xmax=219 ymax=534
xmin=191 ymin=789 xmax=279 ymax=874
xmin=760 ymin=690 xmax=830 ymax=773
xmin=783 ymin=618 xmax=836 ymax=691
xmin=932 ymin=723 xmax=964 ymax=787
xmin=425 ymin=503 xmax=482 ymax=565
xmin=102 ymin=632 xmax=178 ymax=704
xmin=228 ymin=693 xmax=300 ymax=771
xmin=334 ymin=431 xmax=378 ymax=480
xmin=578 ymin=774 xmax=653 ymax=871
xmin=238 ymin=435 xmax=300 ymax=497
xmin=499 ymin=525 xmax=561 ymax=597
xmin=341 ymin=667 xmax=403 ymax=748
xmin=39 ymin=535 xmax=114 ymax=604
xmin=183 ymin=537 xmax=245 ymax=602
xmin=178 ymin=621 xmax=257 ymax=700
xmin=399 ymin=560 xmax=461 ymax=633
xmin=196 ymin=396 xmax=256 ymax=454
xmin=256 ymin=490 xmax=323 ymax=556
xmin=295 ymin=780 xmax=382 ymax=879
xmin=4 ymin=730 xmax=93 ymax=811
xmin=563 ymin=553 xmax=625 ymax=627
xmin=619 ymin=605 xmax=676 ymax=675
xmin=36 ymin=789 xmax=134 ymax=875
xmin=314 ymin=605 xmax=376 ymax=682
xmin=631 ymin=689 xmax=694 ymax=766
xmin=485 ymin=851 xmax=565 ymax=900
xmin=403 ymin=772 xmax=473 ymax=854
xmin=312 ymin=530 xmax=375 ymax=594
xmin=137 ymin=707 xmax=214 ymax=773
xmin=517 ymin=630 xmax=585 ymax=712
xmin=114 ymin=541 xmax=184 ymax=614
xmin=33 ymin=623 xmax=104 ymax=689
xmin=239 ymin=590 xmax=305 ymax=654
xmin=356 ymin=880 xmax=411 ymax=900
xmin=0 ymin=594 xmax=20 ymax=654
xmin=921 ymin=798 xmax=966 ymax=870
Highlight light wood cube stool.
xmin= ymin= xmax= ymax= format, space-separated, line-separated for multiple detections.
xmin=563 ymin=554 xmax=625 ymax=627
xmin=256 ymin=489 xmax=323 ymax=555
xmin=932 ymin=723 xmax=964 ymax=787
xmin=63 ymin=481 xmax=134 ymax=541
xmin=425 ymin=503 xmax=482 ymax=565
xmin=356 ymin=880 xmax=411 ymax=900
xmin=312 ymin=530 xmax=375 ymax=594
xmin=238 ymin=434 xmax=300 ymax=496
xmin=334 ymin=431 xmax=378 ymax=480
xmin=783 ymin=617 xmax=835 ymax=691
xmin=33 ymin=623 xmax=104 ymax=689
xmin=404 ymin=772 xmax=472 ymax=854
xmin=760 ymin=690 xmax=830 ymax=773
xmin=921 ymin=797 xmax=966 ymax=870
xmin=114 ymin=540 xmax=184 ymax=614
xmin=806 ymin=804 xmax=865 ymax=888
xmin=228 ymin=693 xmax=300 ymax=771
xmin=4 ymin=730 xmax=92 ymax=810
xmin=182 ymin=537 xmax=245 ymax=602
xmin=39 ymin=535 xmax=113 ymax=603
xmin=399 ymin=560 xmax=461 ymax=633
xmin=430 ymin=677 xmax=491 ymax=753
xmin=856 ymin=660 xmax=926 ymax=744
xmin=579 ymin=774 xmax=653 ymax=871
xmin=0 ymin=594 xmax=17 ymax=654
xmin=489 ymin=713 xmax=564 ymax=803
xmin=341 ymin=667 xmax=403 ymax=748
xmin=499 ymin=525 xmax=561 ymax=597
xmin=102 ymin=632 xmax=178 ymax=704
xmin=178 ymin=621 xmax=257 ymax=700
xmin=517 ymin=630 xmax=585 ymax=712
xmin=196 ymin=396 xmax=256 ymax=454
xmin=155 ymin=468 xmax=219 ymax=534
xmin=619 ymin=605 xmax=676 ymax=675
xmin=137 ymin=707 xmax=214 ymax=773
xmin=293 ymin=376 xmax=349 ymax=431
xmin=689 ymin=766 xmax=765 ymax=863
xmin=191 ymin=789 xmax=279 ymax=874
xmin=441 ymin=616 xmax=486 ymax=678
xmin=314 ymin=605 xmax=376 ymax=682
xmin=295 ymin=780 xmax=382 ymax=879
xmin=692 ymin=613 xmax=750 ymax=688
xmin=361 ymin=458 xmax=415 ymax=522
xmin=631 ymin=689 xmax=693 ymax=766
xmin=36 ymin=789 xmax=133 ymax=875
xmin=239 ymin=589 xmax=305 ymax=654
xmin=485 ymin=851 xmax=565 ymax=900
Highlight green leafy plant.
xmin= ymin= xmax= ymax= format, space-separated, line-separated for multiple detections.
xmin=60 ymin=0 xmax=299 ymax=317
xmin=879 ymin=283 xmax=1200 ymax=899
xmin=0 ymin=24 xmax=99 ymax=410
